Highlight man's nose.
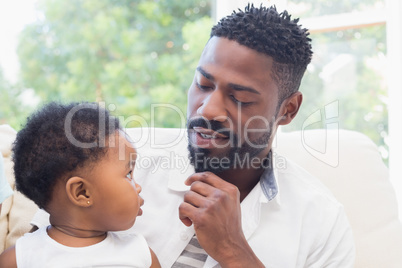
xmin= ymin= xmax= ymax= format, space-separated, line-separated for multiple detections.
xmin=196 ymin=90 xmax=228 ymax=122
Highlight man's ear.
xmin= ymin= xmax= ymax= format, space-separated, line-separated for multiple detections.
xmin=65 ymin=177 xmax=92 ymax=207
xmin=277 ymin=91 xmax=303 ymax=126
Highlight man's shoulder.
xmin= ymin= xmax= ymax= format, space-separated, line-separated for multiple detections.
xmin=274 ymin=155 xmax=341 ymax=208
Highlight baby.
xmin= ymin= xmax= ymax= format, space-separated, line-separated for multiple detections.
xmin=0 ymin=102 xmax=160 ymax=268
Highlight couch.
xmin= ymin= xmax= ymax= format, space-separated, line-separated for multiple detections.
xmin=1 ymin=124 xmax=402 ymax=267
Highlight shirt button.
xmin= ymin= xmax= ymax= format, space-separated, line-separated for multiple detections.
xmin=180 ymin=232 xmax=189 ymax=241
xmin=268 ymin=188 xmax=273 ymax=196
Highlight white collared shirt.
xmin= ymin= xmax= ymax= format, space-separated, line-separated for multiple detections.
xmin=128 ymin=129 xmax=355 ymax=267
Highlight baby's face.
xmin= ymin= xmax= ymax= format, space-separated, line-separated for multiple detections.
xmin=88 ymin=130 xmax=143 ymax=231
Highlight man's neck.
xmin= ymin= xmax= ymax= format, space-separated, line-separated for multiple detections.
xmin=217 ymin=149 xmax=272 ymax=201
xmin=217 ymin=165 xmax=265 ymax=202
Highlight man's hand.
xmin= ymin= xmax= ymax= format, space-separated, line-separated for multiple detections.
xmin=178 ymin=172 xmax=264 ymax=268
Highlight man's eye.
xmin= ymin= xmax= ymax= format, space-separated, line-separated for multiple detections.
xmin=230 ymin=95 xmax=252 ymax=106
xmin=196 ymin=82 xmax=212 ymax=91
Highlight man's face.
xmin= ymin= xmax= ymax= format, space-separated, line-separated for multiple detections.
xmin=187 ymin=37 xmax=281 ymax=173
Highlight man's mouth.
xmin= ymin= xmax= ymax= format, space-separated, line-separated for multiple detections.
xmin=187 ymin=118 xmax=236 ymax=149
xmin=189 ymin=126 xmax=232 ymax=149
xmin=200 ymin=133 xmax=213 ymax=139
xmin=193 ymin=127 xmax=228 ymax=139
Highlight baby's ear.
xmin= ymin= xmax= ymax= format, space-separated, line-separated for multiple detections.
xmin=65 ymin=177 xmax=93 ymax=207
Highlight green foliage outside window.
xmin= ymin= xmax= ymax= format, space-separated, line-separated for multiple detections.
xmin=284 ymin=0 xmax=388 ymax=163
xmin=2 ymin=0 xmax=212 ymax=129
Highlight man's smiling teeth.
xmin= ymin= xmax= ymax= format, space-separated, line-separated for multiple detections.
xmin=200 ymin=133 xmax=214 ymax=139
xmin=193 ymin=127 xmax=227 ymax=139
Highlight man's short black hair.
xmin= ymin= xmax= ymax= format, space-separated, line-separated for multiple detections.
xmin=12 ymin=102 xmax=121 ymax=209
xmin=211 ymin=4 xmax=313 ymax=104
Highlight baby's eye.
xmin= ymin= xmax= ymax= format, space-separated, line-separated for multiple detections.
xmin=126 ymin=171 xmax=133 ymax=181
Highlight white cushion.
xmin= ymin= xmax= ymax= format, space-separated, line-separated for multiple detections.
xmin=275 ymin=129 xmax=402 ymax=268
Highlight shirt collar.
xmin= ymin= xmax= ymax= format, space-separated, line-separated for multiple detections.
xmin=259 ymin=150 xmax=281 ymax=204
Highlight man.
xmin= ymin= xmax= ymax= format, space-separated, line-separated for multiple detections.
xmin=134 ymin=4 xmax=354 ymax=267
xmin=31 ymin=4 xmax=355 ymax=267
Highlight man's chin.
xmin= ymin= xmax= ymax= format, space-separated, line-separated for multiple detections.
xmin=188 ymin=144 xmax=235 ymax=174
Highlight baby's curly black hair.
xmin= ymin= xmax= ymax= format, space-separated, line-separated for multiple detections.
xmin=211 ymin=4 xmax=313 ymax=103
xmin=12 ymin=102 xmax=121 ymax=209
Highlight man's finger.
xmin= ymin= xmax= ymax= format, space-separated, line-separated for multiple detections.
xmin=187 ymin=180 xmax=217 ymax=198
xmin=178 ymin=202 xmax=195 ymax=227
xmin=185 ymin=172 xmax=229 ymax=188
xmin=180 ymin=217 xmax=193 ymax=227
xmin=183 ymin=188 xmax=208 ymax=208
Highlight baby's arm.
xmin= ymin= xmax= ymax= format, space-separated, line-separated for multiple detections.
xmin=0 ymin=246 xmax=17 ymax=268
xmin=150 ymin=248 xmax=161 ymax=268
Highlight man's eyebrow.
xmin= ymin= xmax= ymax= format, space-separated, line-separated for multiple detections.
xmin=196 ymin=66 xmax=214 ymax=81
xmin=228 ymin=83 xmax=261 ymax=95
xmin=197 ymin=66 xmax=260 ymax=95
